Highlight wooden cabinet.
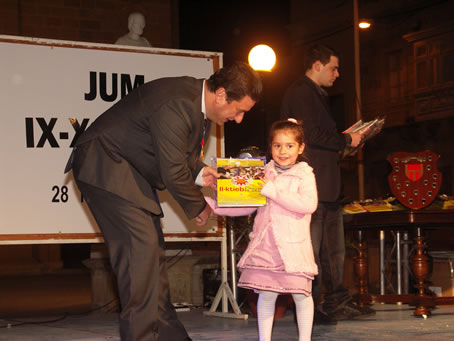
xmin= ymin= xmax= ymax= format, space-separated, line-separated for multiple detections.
xmin=404 ymin=23 xmax=454 ymax=122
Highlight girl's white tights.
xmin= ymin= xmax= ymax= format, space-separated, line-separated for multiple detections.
xmin=292 ymin=292 xmax=314 ymax=341
xmin=257 ymin=290 xmax=314 ymax=341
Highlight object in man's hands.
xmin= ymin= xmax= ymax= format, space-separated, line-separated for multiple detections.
xmin=343 ymin=117 xmax=385 ymax=156
xmin=215 ymin=158 xmax=266 ymax=207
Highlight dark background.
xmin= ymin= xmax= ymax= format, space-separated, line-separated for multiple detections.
xmin=0 ymin=0 xmax=453 ymax=304
xmin=2 ymin=0 xmax=451 ymax=199
xmin=179 ymin=0 xmax=292 ymax=157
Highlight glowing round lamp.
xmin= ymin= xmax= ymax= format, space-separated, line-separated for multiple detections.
xmin=248 ymin=44 xmax=276 ymax=72
xmin=359 ymin=21 xmax=371 ymax=29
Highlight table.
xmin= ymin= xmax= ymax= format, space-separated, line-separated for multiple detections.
xmin=343 ymin=209 xmax=454 ymax=317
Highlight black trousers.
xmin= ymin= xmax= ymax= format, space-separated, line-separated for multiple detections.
xmin=77 ymin=181 xmax=188 ymax=341
xmin=310 ymin=202 xmax=350 ymax=313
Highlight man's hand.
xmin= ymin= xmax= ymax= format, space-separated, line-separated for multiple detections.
xmin=349 ymin=132 xmax=362 ymax=148
xmin=201 ymin=166 xmax=221 ymax=190
xmin=194 ymin=204 xmax=213 ymax=226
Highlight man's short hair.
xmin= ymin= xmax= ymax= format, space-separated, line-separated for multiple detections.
xmin=304 ymin=44 xmax=339 ymax=71
xmin=207 ymin=62 xmax=263 ymax=102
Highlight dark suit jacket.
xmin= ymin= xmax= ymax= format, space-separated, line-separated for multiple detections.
xmin=280 ymin=75 xmax=347 ymax=202
xmin=66 ymin=76 xmax=210 ymax=219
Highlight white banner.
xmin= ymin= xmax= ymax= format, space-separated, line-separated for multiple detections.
xmin=0 ymin=36 xmax=223 ymax=244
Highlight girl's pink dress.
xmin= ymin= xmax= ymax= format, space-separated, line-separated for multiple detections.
xmin=237 ymin=223 xmax=313 ymax=295
xmin=206 ymin=160 xmax=318 ymax=295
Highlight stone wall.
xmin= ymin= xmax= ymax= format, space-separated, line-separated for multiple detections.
xmin=0 ymin=0 xmax=178 ymax=48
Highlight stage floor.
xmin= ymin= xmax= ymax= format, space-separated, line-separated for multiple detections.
xmin=1 ymin=304 xmax=454 ymax=340
xmin=1 ymin=271 xmax=454 ymax=340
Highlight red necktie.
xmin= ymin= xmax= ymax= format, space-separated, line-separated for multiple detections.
xmin=200 ymin=120 xmax=207 ymax=160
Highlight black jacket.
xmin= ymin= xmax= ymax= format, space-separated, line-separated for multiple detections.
xmin=280 ymin=75 xmax=347 ymax=202
xmin=65 ymin=76 xmax=210 ymax=219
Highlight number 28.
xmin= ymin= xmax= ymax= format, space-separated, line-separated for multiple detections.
xmin=52 ymin=185 xmax=84 ymax=203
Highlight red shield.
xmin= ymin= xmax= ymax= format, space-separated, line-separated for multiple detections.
xmin=405 ymin=164 xmax=423 ymax=181
xmin=387 ymin=150 xmax=442 ymax=210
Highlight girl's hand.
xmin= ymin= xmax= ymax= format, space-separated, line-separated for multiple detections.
xmin=257 ymin=179 xmax=265 ymax=188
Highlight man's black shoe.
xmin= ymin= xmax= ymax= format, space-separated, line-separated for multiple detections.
xmin=330 ymin=305 xmax=361 ymax=321
xmin=330 ymin=300 xmax=375 ymax=321
xmin=345 ymin=300 xmax=376 ymax=317
xmin=313 ymin=309 xmax=337 ymax=325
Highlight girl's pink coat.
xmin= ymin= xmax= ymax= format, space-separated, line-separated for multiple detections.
xmin=206 ymin=160 xmax=318 ymax=275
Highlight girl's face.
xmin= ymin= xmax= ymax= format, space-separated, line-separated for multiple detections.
xmin=271 ymin=130 xmax=305 ymax=167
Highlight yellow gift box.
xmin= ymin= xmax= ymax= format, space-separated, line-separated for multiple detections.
xmin=215 ymin=158 xmax=266 ymax=207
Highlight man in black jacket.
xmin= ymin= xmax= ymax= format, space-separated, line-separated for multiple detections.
xmin=65 ymin=62 xmax=262 ymax=340
xmin=281 ymin=45 xmax=373 ymax=323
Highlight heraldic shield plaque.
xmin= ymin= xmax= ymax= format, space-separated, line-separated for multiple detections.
xmin=387 ymin=150 xmax=442 ymax=210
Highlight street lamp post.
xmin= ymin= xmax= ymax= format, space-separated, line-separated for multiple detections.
xmin=248 ymin=43 xmax=277 ymax=154
xmin=354 ymin=0 xmax=365 ymax=200
xmin=225 ymin=44 xmax=276 ymax=302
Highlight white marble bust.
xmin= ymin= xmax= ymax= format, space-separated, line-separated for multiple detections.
xmin=115 ymin=12 xmax=151 ymax=47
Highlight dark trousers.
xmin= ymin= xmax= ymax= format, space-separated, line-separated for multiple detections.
xmin=310 ymin=202 xmax=350 ymax=313
xmin=77 ymin=181 xmax=188 ymax=341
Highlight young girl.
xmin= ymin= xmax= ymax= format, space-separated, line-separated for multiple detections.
xmin=205 ymin=119 xmax=318 ymax=341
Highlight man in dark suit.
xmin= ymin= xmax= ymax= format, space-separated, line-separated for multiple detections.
xmin=65 ymin=62 xmax=262 ymax=341
xmin=280 ymin=45 xmax=372 ymax=323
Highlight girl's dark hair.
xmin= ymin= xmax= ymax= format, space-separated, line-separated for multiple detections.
xmin=206 ymin=62 xmax=263 ymax=102
xmin=268 ymin=119 xmax=306 ymax=162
